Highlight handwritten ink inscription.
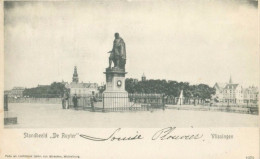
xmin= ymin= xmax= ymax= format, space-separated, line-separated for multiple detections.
xmin=79 ymin=127 xmax=204 ymax=141
xmin=80 ymin=128 xmax=143 ymax=141
xmin=24 ymin=127 xmax=238 ymax=142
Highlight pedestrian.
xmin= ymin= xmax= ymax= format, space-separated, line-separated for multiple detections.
xmin=62 ymin=92 xmax=66 ymax=109
xmin=73 ymin=94 xmax=79 ymax=110
xmin=62 ymin=98 xmax=66 ymax=109
xmin=65 ymin=90 xmax=70 ymax=109
xmin=90 ymin=91 xmax=97 ymax=112
xmin=62 ymin=90 xmax=70 ymax=109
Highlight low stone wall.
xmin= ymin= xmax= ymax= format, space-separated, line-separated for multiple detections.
xmin=166 ymin=104 xmax=253 ymax=114
xmin=8 ymin=97 xmax=62 ymax=104
xmin=4 ymin=117 xmax=17 ymax=125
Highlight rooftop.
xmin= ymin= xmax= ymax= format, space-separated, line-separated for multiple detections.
xmin=69 ymin=82 xmax=98 ymax=88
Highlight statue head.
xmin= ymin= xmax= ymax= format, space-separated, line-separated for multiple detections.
xmin=114 ymin=32 xmax=120 ymax=39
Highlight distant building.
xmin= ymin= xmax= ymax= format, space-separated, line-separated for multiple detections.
xmin=9 ymin=87 xmax=25 ymax=97
xmin=213 ymin=83 xmax=226 ymax=101
xmin=133 ymin=79 xmax=139 ymax=84
xmin=68 ymin=66 xmax=98 ymax=96
xmin=244 ymin=86 xmax=258 ymax=104
xmin=72 ymin=66 xmax=79 ymax=83
xmin=213 ymin=76 xmax=243 ymax=104
xmin=69 ymin=82 xmax=98 ymax=96
xmin=4 ymin=90 xmax=11 ymax=96
xmin=213 ymin=76 xmax=258 ymax=105
xmin=141 ymin=73 xmax=146 ymax=81
xmin=222 ymin=78 xmax=244 ymax=104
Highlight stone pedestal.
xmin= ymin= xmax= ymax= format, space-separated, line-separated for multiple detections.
xmin=103 ymin=67 xmax=130 ymax=108
xmin=104 ymin=67 xmax=127 ymax=92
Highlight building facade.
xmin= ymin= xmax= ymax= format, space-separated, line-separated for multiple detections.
xmin=213 ymin=77 xmax=258 ymax=105
xmin=67 ymin=66 xmax=98 ymax=96
xmin=243 ymin=86 xmax=258 ymax=104
xmin=4 ymin=90 xmax=11 ymax=96
xmin=7 ymin=87 xmax=26 ymax=98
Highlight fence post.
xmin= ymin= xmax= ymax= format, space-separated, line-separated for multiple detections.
xmin=91 ymin=96 xmax=95 ymax=112
xmin=162 ymin=95 xmax=165 ymax=111
xmin=102 ymin=94 xmax=105 ymax=112
xmin=4 ymin=94 xmax=8 ymax=111
xmin=146 ymin=95 xmax=149 ymax=111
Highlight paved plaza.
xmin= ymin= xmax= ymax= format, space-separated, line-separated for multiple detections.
xmin=5 ymin=103 xmax=258 ymax=128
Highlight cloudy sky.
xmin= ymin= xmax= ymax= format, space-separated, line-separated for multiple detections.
xmin=4 ymin=0 xmax=258 ymax=90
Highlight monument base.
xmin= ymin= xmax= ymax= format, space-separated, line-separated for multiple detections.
xmin=103 ymin=67 xmax=142 ymax=111
xmin=103 ymin=91 xmax=130 ymax=108
xmin=103 ymin=91 xmax=142 ymax=111
xmin=104 ymin=67 xmax=127 ymax=92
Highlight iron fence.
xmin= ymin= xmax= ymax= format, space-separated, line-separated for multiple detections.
xmin=66 ymin=93 xmax=166 ymax=112
xmin=67 ymin=95 xmax=93 ymax=110
xmin=102 ymin=93 xmax=165 ymax=112
xmin=4 ymin=94 xmax=259 ymax=114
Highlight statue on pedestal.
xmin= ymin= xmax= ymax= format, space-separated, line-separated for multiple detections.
xmin=103 ymin=33 xmax=130 ymax=110
xmin=108 ymin=33 xmax=126 ymax=70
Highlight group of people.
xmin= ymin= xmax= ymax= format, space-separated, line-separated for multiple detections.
xmin=61 ymin=91 xmax=97 ymax=111
xmin=62 ymin=92 xmax=81 ymax=110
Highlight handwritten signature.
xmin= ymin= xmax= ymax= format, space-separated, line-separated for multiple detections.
xmin=79 ymin=128 xmax=143 ymax=141
xmin=79 ymin=127 xmax=203 ymax=141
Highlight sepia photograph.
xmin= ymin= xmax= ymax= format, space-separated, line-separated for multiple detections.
xmin=1 ymin=0 xmax=259 ymax=158
xmin=3 ymin=0 xmax=258 ymax=129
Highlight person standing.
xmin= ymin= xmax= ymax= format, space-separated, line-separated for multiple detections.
xmin=62 ymin=91 xmax=66 ymax=109
xmin=62 ymin=98 xmax=66 ymax=109
xmin=62 ymin=90 xmax=70 ymax=109
xmin=90 ymin=91 xmax=97 ymax=112
xmin=65 ymin=90 xmax=70 ymax=109
xmin=73 ymin=94 xmax=79 ymax=110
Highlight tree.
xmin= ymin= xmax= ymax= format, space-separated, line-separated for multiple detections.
xmin=125 ymin=78 xmax=215 ymax=100
xmin=23 ymin=82 xmax=68 ymax=98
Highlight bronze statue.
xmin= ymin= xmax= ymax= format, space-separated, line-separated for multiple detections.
xmin=108 ymin=33 xmax=126 ymax=70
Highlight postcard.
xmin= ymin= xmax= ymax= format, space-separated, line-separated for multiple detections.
xmin=0 ymin=0 xmax=259 ymax=158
